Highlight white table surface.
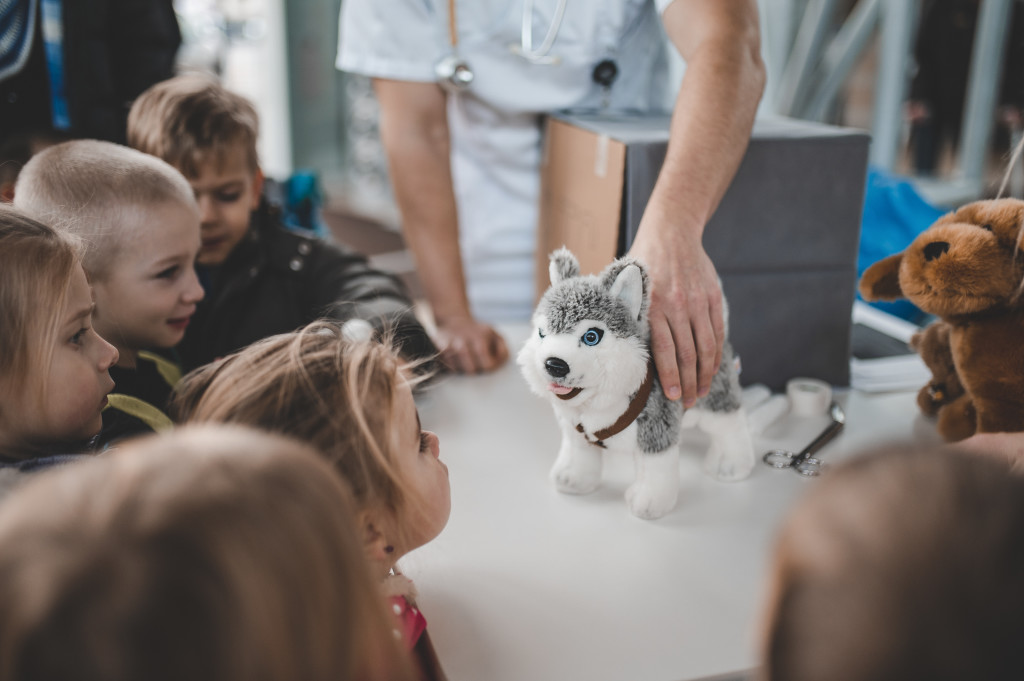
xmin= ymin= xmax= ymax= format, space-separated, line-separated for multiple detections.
xmin=405 ymin=325 xmax=932 ymax=681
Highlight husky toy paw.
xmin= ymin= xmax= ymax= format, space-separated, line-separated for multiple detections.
xmin=518 ymin=248 xmax=755 ymax=520
xmin=551 ymin=440 xmax=602 ymax=494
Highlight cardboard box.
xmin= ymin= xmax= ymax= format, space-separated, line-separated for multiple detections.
xmin=537 ymin=113 xmax=869 ymax=389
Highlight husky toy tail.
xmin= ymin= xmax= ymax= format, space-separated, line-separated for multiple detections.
xmin=518 ymin=248 xmax=755 ymax=519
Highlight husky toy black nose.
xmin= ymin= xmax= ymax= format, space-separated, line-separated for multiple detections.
xmin=545 ymin=357 xmax=570 ymax=378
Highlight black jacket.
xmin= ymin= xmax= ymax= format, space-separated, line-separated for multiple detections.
xmin=178 ymin=203 xmax=436 ymax=372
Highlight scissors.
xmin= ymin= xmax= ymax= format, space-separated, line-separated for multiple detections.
xmin=762 ymin=401 xmax=846 ymax=477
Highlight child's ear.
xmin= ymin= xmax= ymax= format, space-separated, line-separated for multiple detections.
xmin=859 ymin=253 xmax=905 ymax=301
xmin=361 ymin=512 xmax=393 ymax=563
xmin=249 ymin=168 xmax=265 ymax=210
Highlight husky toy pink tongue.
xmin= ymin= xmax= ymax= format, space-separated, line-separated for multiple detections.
xmin=550 ymin=383 xmax=582 ymax=400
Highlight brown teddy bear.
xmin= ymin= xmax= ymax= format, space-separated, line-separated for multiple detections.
xmin=860 ymin=198 xmax=1024 ymax=441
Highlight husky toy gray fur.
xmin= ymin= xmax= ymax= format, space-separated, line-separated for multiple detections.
xmin=518 ymin=248 xmax=755 ymax=519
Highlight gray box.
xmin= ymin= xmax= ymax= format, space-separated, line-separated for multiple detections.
xmin=541 ymin=113 xmax=870 ymax=389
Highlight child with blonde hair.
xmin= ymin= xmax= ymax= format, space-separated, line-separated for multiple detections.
xmin=14 ymin=139 xmax=204 ymax=446
xmin=760 ymin=445 xmax=1024 ymax=681
xmin=0 ymin=424 xmax=417 ymax=681
xmin=0 ymin=206 xmax=119 ymax=484
xmin=170 ymin=322 xmax=450 ymax=679
xmin=127 ymin=74 xmax=436 ymax=372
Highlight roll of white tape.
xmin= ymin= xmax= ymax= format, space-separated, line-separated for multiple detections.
xmin=786 ymin=377 xmax=832 ymax=417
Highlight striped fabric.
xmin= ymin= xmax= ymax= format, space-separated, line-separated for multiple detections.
xmin=0 ymin=0 xmax=36 ymax=83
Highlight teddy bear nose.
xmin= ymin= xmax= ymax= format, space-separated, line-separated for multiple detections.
xmin=545 ymin=357 xmax=570 ymax=378
xmin=923 ymin=241 xmax=950 ymax=262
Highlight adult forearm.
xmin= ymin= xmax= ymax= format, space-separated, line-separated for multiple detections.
xmin=649 ymin=12 xmax=765 ymax=235
xmin=629 ymin=0 xmax=765 ymax=405
xmin=374 ymin=82 xmax=472 ymax=324
xmin=373 ymin=79 xmax=509 ymax=372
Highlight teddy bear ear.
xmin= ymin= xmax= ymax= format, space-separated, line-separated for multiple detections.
xmin=549 ymin=247 xmax=580 ymax=285
xmin=859 ymin=253 xmax=905 ymax=301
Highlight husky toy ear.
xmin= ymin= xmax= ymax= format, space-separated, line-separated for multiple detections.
xmin=859 ymin=252 xmax=905 ymax=301
xmin=603 ymin=259 xmax=647 ymax=321
xmin=549 ymin=247 xmax=580 ymax=285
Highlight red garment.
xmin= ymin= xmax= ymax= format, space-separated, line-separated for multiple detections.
xmin=389 ymin=595 xmax=427 ymax=650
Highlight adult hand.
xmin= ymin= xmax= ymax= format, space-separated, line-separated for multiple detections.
xmin=954 ymin=432 xmax=1024 ymax=474
xmin=433 ymin=315 xmax=509 ymax=374
xmin=628 ymin=225 xmax=724 ymax=408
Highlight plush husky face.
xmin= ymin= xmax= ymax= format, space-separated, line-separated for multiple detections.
xmin=518 ymin=249 xmax=651 ymax=402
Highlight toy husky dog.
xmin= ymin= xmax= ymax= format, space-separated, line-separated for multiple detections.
xmin=518 ymin=249 xmax=755 ymax=519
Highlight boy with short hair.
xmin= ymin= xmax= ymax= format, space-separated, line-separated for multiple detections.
xmin=14 ymin=140 xmax=204 ymax=446
xmin=127 ymin=75 xmax=436 ymax=372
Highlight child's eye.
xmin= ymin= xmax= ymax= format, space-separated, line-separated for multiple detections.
xmin=581 ymin=328 xmax=604 ymax=346
xmin=69 ymin=327 xmax=88 ymax=346
xmin=155 ymin=265 xmax=180 ymax=279
xmin=538 ymin=328 xmax=545 ymax=339
xmin=216 ymin=191 xmax=242 ymax=203
xmin=419 ymin=432 xmax=431 ymax=453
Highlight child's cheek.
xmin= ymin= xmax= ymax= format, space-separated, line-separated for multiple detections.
xmin=56 ymin=393 xmax=105 ymax=441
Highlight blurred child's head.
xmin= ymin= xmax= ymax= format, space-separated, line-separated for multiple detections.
xmin=0 ymin=206 xmax=119 ymax=456
xmin=0 ymin=424 xmax=416 ymax=681
xmin=169 ymin=322 xmax=450 ymax=575
xmin=761 ymin=445 xmax=1024 ymax=681
xmin=128 ymin=74 xmax=264 ymax=266
xmin=13 ymin=140 xmax=204 ymax=366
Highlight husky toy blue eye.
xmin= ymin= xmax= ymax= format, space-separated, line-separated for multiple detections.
xmin=517 ymin=248 xmax=755 ymax=519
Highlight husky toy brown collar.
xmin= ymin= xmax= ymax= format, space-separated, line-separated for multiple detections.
xmin=572 ymin=360 xmax=654 ymax=448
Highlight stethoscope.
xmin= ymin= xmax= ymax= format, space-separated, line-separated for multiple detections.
xmin=435 ymin=0 xmax=619 ymax=95
xmin=762 ymin=402 xmax=846 ymax=477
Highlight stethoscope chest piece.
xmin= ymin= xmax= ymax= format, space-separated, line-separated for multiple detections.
xmin=592 ymin=59 xmax=618 ymax=89
xmin=435 ymin=54 xmax=474 ymax=93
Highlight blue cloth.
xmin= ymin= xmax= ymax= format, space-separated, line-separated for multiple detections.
xmin=39 ymin=0 xmax=67 ymax=129
xmin=857 ymin=166 xmax=947 ymax=323
xmin=282 ymin=170 xmax=328 ymax=237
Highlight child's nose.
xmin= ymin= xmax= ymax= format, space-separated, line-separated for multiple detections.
xmin=183 ymin=267 xmax=205 ymax=303
xmin=97 ymin=335 xmax=119 ymax=371
xmin=197 ymin=196 xmax=217 ymax=224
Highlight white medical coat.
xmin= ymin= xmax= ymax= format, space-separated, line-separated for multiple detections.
xmin=337 ymin=0 xmax=677 ymax=321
